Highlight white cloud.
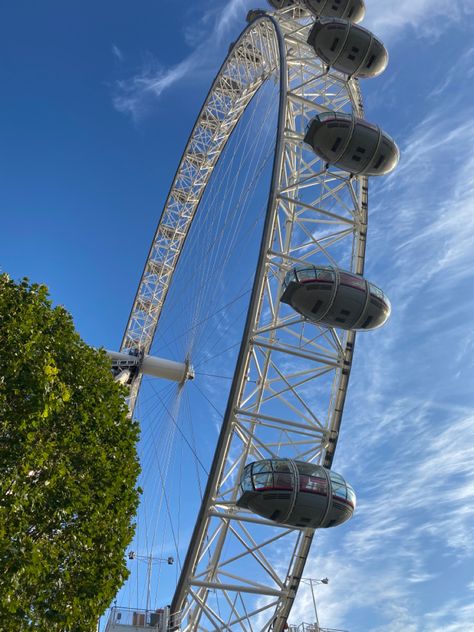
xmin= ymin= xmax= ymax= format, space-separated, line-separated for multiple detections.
xmin=289 ymin=410 xmax=474 ymax=629
xmin=363 ymin=0 xmax=474 ymax=42
xmin=290 ymin=49 xmax=474 ymax=630
xmin=423 ymin=598 xmax=474 ymax=631
xmin=214 ymin=0 xmax=252 ymax=42
xmin=113 ymin=0 xmax=255 ymax=121
xmin=113 ymin=55 xmax=196 ymax=121
xmin=112 ymin=44 xmax=124 ymax=62
xmin=113 ymin=0 xmax=474 ymax=120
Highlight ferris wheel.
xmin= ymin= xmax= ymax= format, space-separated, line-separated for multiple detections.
xmin=106 ymin=1 xmax=399 ymax=631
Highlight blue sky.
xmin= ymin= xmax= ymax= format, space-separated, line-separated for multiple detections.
xmin=2 ymin=1 xmax=474 ymax=630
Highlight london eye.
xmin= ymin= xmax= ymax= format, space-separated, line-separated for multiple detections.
xmin=105 ymin=1 xmax=399 ymax=630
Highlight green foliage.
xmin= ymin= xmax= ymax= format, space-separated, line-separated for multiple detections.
xmin=0 ymin=274 xmax=141 ymax=631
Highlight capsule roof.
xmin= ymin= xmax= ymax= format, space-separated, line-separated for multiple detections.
xmin=308 ymin=18 xmax=388 ymax=79
xmin=304 ymin=112 xmax=400 ymax=176
xmin=281 ymin=265 xmax=391 ymax=331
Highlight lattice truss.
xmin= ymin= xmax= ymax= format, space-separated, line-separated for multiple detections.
xmin=120 ymin=5 xmax=369 ymax=632
xmin=121 ymin=18 xmax=281 ymax=408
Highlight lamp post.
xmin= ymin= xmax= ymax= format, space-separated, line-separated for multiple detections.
xmin=300 ymin=577 xmax=329 ymax=631
xmin=127 ymin=551 xmax=174 ymax=612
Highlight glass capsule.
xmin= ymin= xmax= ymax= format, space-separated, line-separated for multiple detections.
xmin=280 ymin=265 xmax=391 ymax=330
xmin=238 ymin=459 xmax=356 ymax=528
xmin=304 ymin=112 xmax=400 ymax=176
xmin=308 ymin=18 xmax=388 ymax=78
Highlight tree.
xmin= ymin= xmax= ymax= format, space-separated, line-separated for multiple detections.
xmin=0 ymin=274 xmax=141 ymax=631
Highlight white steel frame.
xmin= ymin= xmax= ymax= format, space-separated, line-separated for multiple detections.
xmin=120 ymin=5 xmax=368 ymax=631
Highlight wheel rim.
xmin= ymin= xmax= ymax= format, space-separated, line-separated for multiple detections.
xmin=118 ymin=6 xmax=368 ymax=631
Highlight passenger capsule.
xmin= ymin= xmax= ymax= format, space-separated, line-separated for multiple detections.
xmin=237 ymin=459 xmax=355 ymax=529
xmin=280 ymin=265 xmax=391 ymax=330
xmin=308 ymin=19 xmax=388 ymax=78
xmin=303 ymin=0 xmax=365 ymax=22
xmin=304 ymin=111 xmax=400 ymax=176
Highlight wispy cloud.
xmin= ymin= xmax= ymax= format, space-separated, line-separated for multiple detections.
xmin=113 ymin=55 xmax=196 ymax=121
xmin=112 ymin=44 xmax=124 ymax=62
xmin=254 ymin=33 xmax=474 ymax=628
xmin=290 ymin=85 xmax=474 ymax=629
xmin=112 ymin=0 xmax=255 ymax=121
xmin=289 ymin=407 xmax=474 ymax=630
xmin=213 ymin=0 xmax=252 ymax=42
xmin=113 ymin=0 xmax=474 ymax=120
xmin=363 ymin=0 xmax=474 ymax=42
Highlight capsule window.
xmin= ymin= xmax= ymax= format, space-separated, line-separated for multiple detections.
xmin=329 ymin=471 xmax=346 ymax=484
xmin=253 ymin=473 xmax=273 ymax=490
xmin=273 ymin=473 xmax=293 ymax=490
xmin=330 ymin=37 xmax=340 ymax=52
xmin=335 ymin=112 xmax=353 ymax=122
xmin=311 ymin=300 xmax=323 ymax=314
xmin=331 ymin=137 xmax=343 ymax=152
xmin=253 ymin=461 xmax=272 ymax=474
xmin=297 ymin=462 xmax=319 ymax=476
xmin=348 ymin=46 xmax=360 ymax=61
xmin=332 ymin=482 xmax=347 ymax=499
xmin=273 ymin=460 xmax=291 ymax=472
xmin=301 ymin=475 xmax=328 ymax=494
xmin=373 ymin=155 xmax=385 ymax=170
xmin=283 ymin=270 xmax=296 ymax=289
xmin=369 ymin=284 xmax=385 ymax=299
xmin=347 ymin=486 xmax=356 ymax=506
xmin=361 ymin=315 xmax=373 ymax=329
xmin=366 ymin=54 xmax=376 ymax=68
xmin=339 ymin=272 xmax=366 ymax=290
xmin=241 ymin=467 xmax=253 ymax=492
xmin=316 ymin=269 xmax=335 ymax=282
xmin=295 ymin=268 xmax=316 ymax=282
xmin=319 ymin=112 xmax=336 ymax=122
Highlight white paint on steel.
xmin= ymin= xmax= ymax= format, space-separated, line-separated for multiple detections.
xmin=106 ymin=350 xmax=194 ymax=383
xmin=120 ymin=4 xmax=368 ymax=630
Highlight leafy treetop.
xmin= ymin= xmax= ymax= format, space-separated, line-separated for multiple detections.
xmin=0 ymin=274 xmax=141 ymax=631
